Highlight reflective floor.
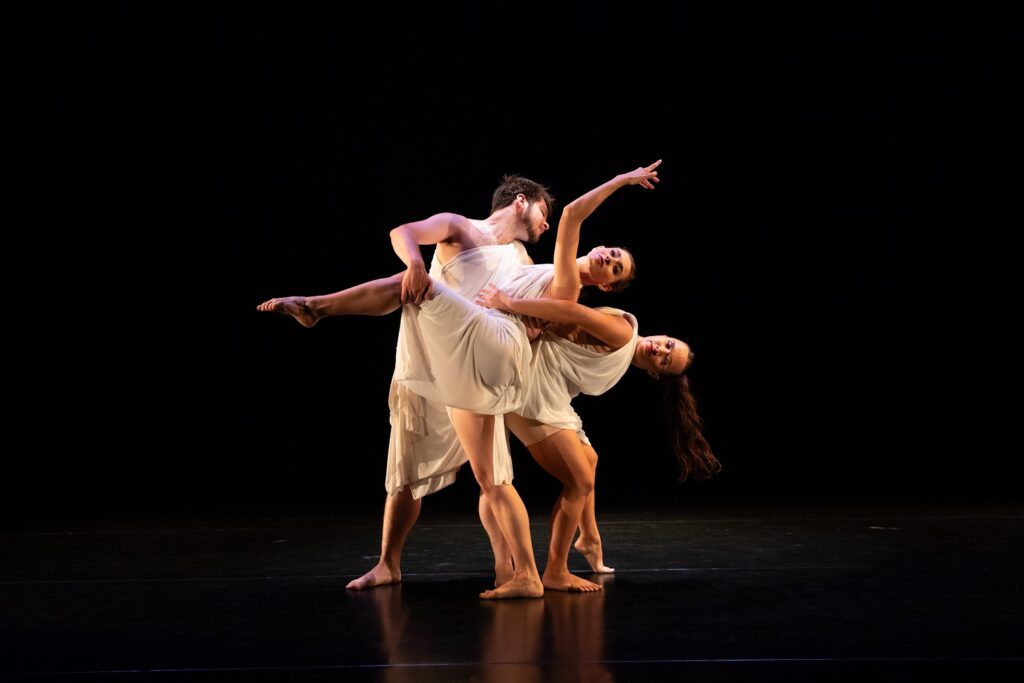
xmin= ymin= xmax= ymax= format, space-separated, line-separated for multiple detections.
xmin=2 ymin=501 xmax=1022 ymax=681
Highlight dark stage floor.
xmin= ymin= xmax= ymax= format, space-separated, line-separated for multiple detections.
xmin=2 ymin=501 xmax=1022 ymax=681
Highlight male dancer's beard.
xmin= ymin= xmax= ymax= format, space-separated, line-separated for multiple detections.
xmin=523 ymin=211 xmax=541 ymax=244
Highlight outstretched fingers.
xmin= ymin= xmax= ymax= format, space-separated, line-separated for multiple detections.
xmin=625 ymin=159 xmax=662 ymax=190
xmin=640 ymin=159 xmax=662 ymax=189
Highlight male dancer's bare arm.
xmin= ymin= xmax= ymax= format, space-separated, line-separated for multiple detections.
xmin=389 ymin=212 xmax=462 ymax=305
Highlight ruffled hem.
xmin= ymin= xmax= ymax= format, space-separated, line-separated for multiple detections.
xmin=388 ymin=381 xmax=428 ymax=437
xmin=387 ymin=471 xmax=458 ymax=500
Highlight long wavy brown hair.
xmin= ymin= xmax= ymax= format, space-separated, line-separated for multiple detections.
xmin=662 ymin=354 xmax=721 ymax=482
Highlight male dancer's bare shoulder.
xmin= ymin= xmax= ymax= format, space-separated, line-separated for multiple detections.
xmin=433 ymin=216 xmax=500 ymax=264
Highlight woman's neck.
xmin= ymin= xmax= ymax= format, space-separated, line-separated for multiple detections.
xmin=576 ymin=256 xmax=594 ymax=285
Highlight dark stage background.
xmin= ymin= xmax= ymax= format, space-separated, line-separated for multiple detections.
xmin=5 ymin=2 xmax=1015 ymax=524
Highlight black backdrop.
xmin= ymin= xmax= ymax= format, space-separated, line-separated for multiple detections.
xmin=6 ymin=2 xmax=1016 ymax=523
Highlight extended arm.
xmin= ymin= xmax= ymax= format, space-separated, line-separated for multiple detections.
xmin=475 ymin=285 xmax=634 ymax=350
xmin=549 ymin=160 xmax=662 ymax=300
xmin=389 ymin=212 xmax=462 ymax=304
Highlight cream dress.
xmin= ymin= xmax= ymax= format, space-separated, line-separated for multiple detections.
xmin=506 ymin=304 xmax=638 ymax=447
xmin=386 ymin=243 xmax=553 ymax=498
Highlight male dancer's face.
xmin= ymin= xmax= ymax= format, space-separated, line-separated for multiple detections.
xmin=523 ymin=200 xmax=550 ymax=244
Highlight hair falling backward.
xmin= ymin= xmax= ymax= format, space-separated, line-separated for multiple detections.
xmin=664 ymin=375 xmax=722 ymax=482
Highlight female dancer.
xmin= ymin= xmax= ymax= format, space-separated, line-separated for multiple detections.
xmin=475 ymin=282 xmax=720 ymax=593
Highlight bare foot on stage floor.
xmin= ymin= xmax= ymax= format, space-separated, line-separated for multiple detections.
xmin=543 ymin=570 xmax=602 ymax=593
xmin=346 ymin=564 xmax=400 ymax=590
xmin=256 ymin=296 xmax=317 ymax=328
xmin=479 ymin=576 xmax=544 ymax=600
xmin=575 ymin=539 xmax=614 ymax=574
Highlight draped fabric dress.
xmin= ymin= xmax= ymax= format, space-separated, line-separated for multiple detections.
xmin=385 ymin=241 xmax=552 ymax=498
xmin=510 ymin=305 xmax=639 ymax=446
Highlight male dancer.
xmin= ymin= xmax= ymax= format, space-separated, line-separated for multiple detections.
xmin=260 ymin=174 xmax=553 ymax=598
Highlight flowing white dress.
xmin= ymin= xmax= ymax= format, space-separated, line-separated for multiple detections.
xmin=511 ymin=306 xmax=639 ymax=446
xmin=386 ymin=243 xmax=551 ymax=498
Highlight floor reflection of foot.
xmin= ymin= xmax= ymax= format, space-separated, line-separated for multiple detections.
xmin=347 ymin=583 xmax=408 ymax=662
xmin=544 ymin=582 xmax=610 ymax=680
xmin=480 ymin=598 xmax=545 ymax=663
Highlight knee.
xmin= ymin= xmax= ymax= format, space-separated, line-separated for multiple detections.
xmin=474 ymin=473 xmax=496 ymax=493
xmin=580 ymin=475 xmax=595 ymax=497
xmin=478 ymin=478 xmax=517 ymax=500
xmin=385 ymin=273 xmax=403 ymax=296
xmin=566 ymin=474 xmax=595 ymax=499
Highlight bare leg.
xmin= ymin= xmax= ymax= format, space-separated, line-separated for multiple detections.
xmin=526 ymin=433 xmax=601 ymax=592
xmin=257 ymin=272 xmax=404 ymax=327
xmin=450 ymin=409 xmax=543 ymax=599
xmin=346 ymin=487 xmax=421 ymax=590
xmin=574 ymin=444 xmax=614 ymax=573
xmin=479 ymin=492 xmax=514 ymax=586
